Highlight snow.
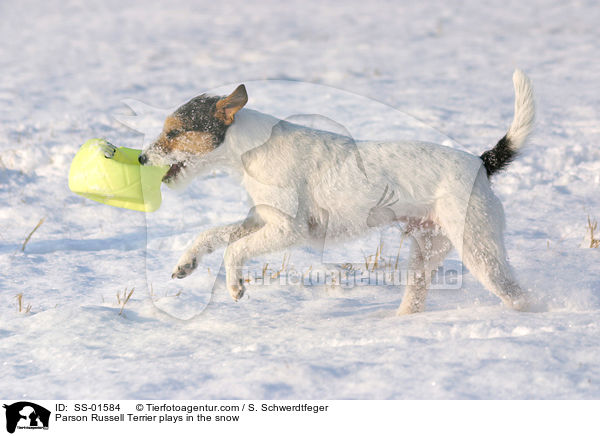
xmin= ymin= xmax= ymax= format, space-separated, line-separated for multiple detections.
xmin=1 ymin=0 xmax=599 ymax=399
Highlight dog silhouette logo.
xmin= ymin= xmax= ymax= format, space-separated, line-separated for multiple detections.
xmin=3 ymin=402 xmax=50 ymax=433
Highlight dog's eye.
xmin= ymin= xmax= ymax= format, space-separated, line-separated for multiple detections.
xmin=166 ymin=129 xmax=182 ymax=139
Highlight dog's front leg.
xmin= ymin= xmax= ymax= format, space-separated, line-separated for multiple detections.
xmin=223 ymin=206 xmax=299 ymax=301
xmin=397 ymin=229 xmax=452 ymax=315
xmin=172 ymin=216 xmax=263 ymax=279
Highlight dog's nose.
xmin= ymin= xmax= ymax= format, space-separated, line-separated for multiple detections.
xmin=138 ymin=154 xmax=148 ymax=165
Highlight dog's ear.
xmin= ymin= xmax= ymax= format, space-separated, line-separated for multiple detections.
xmin=215 ymin=84 xmax=248 ymax=125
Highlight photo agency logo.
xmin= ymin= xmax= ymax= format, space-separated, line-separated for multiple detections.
xmin=3 ymin=402 xmax=50 ymax=433
xmin=113 ymin=80 xmax=476 ymax=320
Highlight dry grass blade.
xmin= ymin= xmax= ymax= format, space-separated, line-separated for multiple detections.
xmin=15 ymin=293 xmax=31 ymax=313
xmin=363 ymin=252 xmax=372 ymax=271
xmin=302 ymin=265 xmax=313 ymax=282
xmin=271 ymin=253 xmax=290 ymax=279
xmin=394 ymin=235 xmax=406 ymax=271
xmin=21 ymin=218 xmax=45 ymax=252
xmin=372 ymin=241 xmax=384 ymax=271
xmin=118 ymin=287 xmax=135 ymax=316
xmin=588 ymin=215 xmax=599 ymax=248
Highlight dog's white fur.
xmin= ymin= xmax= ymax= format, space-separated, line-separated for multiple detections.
xmin=162 ymin=70 xmax=535 ymax=314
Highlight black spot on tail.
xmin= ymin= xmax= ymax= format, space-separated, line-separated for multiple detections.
xmin=480 ymin=134 xmax=517 ymax=177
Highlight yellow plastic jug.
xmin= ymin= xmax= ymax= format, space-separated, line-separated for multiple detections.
xmin=68 ymin=139 xmax=168 ymax=212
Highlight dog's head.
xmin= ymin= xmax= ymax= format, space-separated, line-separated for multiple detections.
xmin=138 ymin=84 xmax=247 ymax=184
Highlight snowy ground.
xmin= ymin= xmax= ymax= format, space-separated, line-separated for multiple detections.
xmin=1 ymin=0 xmax=599 ymax=399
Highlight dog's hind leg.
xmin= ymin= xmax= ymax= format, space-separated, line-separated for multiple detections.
xmin=397 ymin=229 xmax=452 ymax=315
xmin=459 ymin=234 xmax=528 ymax=310
xmin=223 ymin=205 xmax=300 ymax=301
xmin=459 ymin=228 xmax=529 ymax=310
xmin=435 ymin=170 xmax=530 ymax=311
xmin=172 ymin=208 xmax=265 ymax=279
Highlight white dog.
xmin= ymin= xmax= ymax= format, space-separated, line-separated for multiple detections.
xmin=138 ymin=70 xmax=535 ymax=314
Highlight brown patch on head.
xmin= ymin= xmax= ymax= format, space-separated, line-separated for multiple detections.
xmin=215 ymin=84 xmax=248 ymax=125
xmin=155 ymin=121 xmax=216 ymax=156
xmin=143 ymin=86 xmax=249 ymax=176
xmin=163 ymin=115 xmax=183 ymax=134
xmin=154 ymin=120 xmax=217 ymax=183
xmin=155 ymin=85 xmax=248 ymax=156
xmin=163 ymin=130 xmax=216 ymax=154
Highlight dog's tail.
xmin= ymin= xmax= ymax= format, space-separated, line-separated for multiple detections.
xmin=480 ymin=69 xmax=535 ymax=177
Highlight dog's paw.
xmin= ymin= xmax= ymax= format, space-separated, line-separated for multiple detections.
xmin=509 ymin=295 xmax=532 ymax=312
xmin=228 ymin=278 xmax=246 ymax=302
xmin=171 ymin=256 xmax=198 ymax=279
xmin=396 ymin=307 xmax=421 ymax=316
xmin=396 ymin=298 xmax=425 ymax=316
